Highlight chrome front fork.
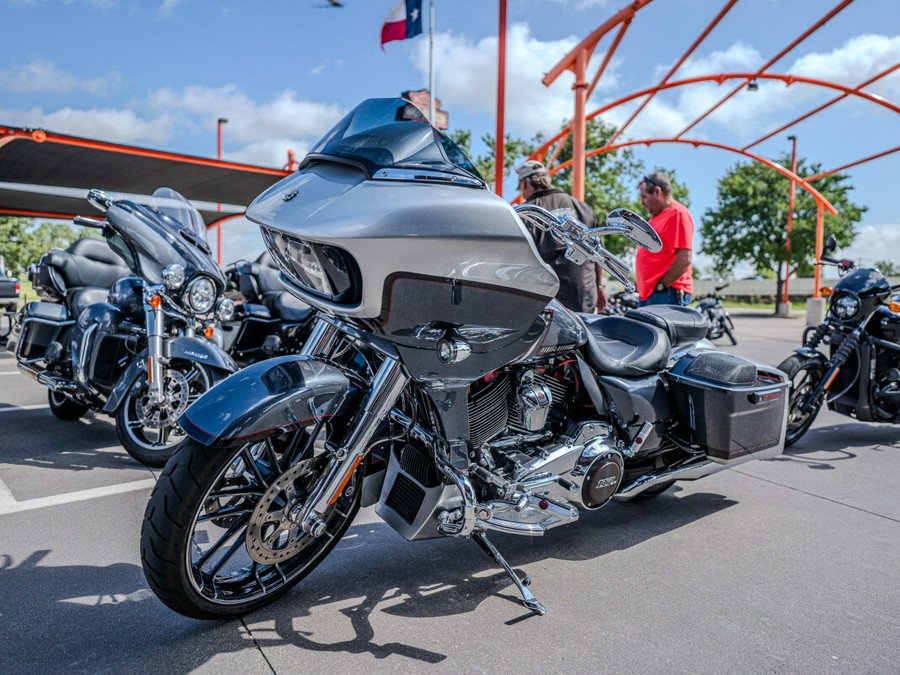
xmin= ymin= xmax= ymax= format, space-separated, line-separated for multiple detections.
xmin=297 ymin=318 xmax=409 ymax=536
xmin=145 ymin=298 xmax=165 ymax=404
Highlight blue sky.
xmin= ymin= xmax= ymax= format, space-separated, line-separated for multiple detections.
xmin=1 ymin=0 xmax=898 ymax=272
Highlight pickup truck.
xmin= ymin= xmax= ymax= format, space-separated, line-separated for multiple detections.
xmin=1 ymin=268 xmax=20 ymax=313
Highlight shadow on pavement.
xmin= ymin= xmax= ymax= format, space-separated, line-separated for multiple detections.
xmin=0 ymin=489 xmax=735 ymax=669
xmin=773 ymin=421 xmax=900 ymax=470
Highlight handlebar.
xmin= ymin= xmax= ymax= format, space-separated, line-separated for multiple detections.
xmin=514 ymin=204 xmax=636 ymax=291
xmin=73 ymin=215 xmax=107 ymax=229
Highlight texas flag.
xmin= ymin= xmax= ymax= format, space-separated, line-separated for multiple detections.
xmin=381 ymin=0 xmax=423 ymax=48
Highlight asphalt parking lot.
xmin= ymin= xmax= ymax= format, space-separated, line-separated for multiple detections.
xmin=1 ymin=313 xmax=898 ymax=674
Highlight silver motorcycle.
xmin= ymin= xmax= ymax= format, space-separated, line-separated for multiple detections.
xmin=141 ymin=98 xmax=789 ymax=618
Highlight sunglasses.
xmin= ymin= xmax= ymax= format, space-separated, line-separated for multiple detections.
xmin=642 ymin=175 xmax=663 ymax=192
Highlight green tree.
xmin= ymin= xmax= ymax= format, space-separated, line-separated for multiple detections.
xmin=446 ymin=129 xmax=536 ymax=191
xmin=873 ymin=260 xmax=900 ymax=276
xmin=700 ymin=154 xmax=866 ymax=305
xmin=0 ymin=217 xmax=97 ymax=275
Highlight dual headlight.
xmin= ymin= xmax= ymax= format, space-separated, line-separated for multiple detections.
xmin=831 ymin=294 xmax=860 ymax=320
xmin=162 ymin=263 xmax=219 ymax=315
xmin=261 ymin=227 xmax=360 ymax=303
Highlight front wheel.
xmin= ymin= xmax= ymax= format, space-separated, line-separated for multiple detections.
xmin=723 ymin=315 xmax=737 ymax=345
xmin=116 ymin=360 xmax=214 ymax=467
xmin=140 ymin=425 xmax=361 ymax=619
xmin=778 ymin=354 xmax=825 ymax=447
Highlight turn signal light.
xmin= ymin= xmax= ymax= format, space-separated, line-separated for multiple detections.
xmin=889 ymin=302 xmax=900 ymax=313
xmin=204 ymin=325 xmax=215 ymax=339
xmin=820 ymin=286 xmax=833 ymax=297
xmin=149 ymin=294 xmax=162 ymax=308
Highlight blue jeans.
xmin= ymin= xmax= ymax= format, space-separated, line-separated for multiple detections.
xmin=640 ymin=287 xmax=692 ymax=307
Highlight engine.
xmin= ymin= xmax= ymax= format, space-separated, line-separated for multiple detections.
xmin=464 ymin=361 xmax=624 ymax=533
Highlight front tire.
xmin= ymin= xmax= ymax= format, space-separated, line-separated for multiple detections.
xmin=116 ymin=360 xmax=214 ymax=467
xmin=778 ymin=354 xmax=825 ymax=447
xmin=141 ymin=426 xmax=361 ymax=619
xmin=48 ymin=390 xmax=88 ymax=421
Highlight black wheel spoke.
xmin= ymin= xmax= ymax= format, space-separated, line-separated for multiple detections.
xmin=201 ymin=522 xmax=249 ymax=576
xmin=242 ymin=446 xmax=272 ymax=488
xmin=263 ymin=437 xmax=283 ymax=475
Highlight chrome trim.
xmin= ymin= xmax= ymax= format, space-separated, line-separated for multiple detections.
xmin=372 ymin=167 xmax=484 ymax=187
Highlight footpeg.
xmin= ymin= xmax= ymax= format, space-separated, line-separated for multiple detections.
xmin=472 ymin=531 xmax=546 ymax=616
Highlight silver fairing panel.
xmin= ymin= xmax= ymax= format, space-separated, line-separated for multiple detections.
xmin=245 ymin=161 xmax=558 ymax=320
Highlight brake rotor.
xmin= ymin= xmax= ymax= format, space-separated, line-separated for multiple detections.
xmin=245 ymin=458 xmax=320 ymax=564
xmin=136 ymin=369 xmax=190 ymax=429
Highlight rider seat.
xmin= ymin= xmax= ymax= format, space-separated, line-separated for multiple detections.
xmin=581 ymin=315 xmax=671 ymax=377
xmin=625 ymin=305 xmax=708 ymax=347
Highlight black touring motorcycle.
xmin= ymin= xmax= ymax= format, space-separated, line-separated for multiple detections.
xmin=777 ymin=235 xmax=900 ymax=446
xmin=8 ymin=188 xmax=237 ymax=466
xmin=140 ymin=98 xmax=790 ymax=619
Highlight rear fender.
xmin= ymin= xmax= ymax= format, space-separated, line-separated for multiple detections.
xmin=178 ymin=355 xmax=352 ymax=448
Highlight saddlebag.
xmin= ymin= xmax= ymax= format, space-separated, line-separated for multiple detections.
xmin=13 ymin=302 xmax=72 ymax=360
xmin=666 ymin=351 xmax=788 ymax=462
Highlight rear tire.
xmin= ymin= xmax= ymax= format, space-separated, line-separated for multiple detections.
xmin=778 ymin=354 xmax=825 ymax=447
xmin=48 ymin=390 xmax=88 ymax=421
xmin=141 ymin=427 xmax=361 ymax=619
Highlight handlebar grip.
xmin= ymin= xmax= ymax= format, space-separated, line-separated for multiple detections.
xmin=73 ymin=215 xmax=106 ymax=229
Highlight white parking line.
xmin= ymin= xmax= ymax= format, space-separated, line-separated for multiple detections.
xmin=0 ymin=404 xmax=49 ymax=413
xmin=0 ymin=476 xmax=156 ymax=516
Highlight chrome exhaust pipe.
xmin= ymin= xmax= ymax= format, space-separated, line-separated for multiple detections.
xmin=613 ymin=457 xmax=719 ymax=500
xmin=36 ymin=371 xmax=78 ymax=393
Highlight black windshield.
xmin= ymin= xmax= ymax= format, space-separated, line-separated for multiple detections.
xmin=304 ymin=98 xmax=482 ymax=182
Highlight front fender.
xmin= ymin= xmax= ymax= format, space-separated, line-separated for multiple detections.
xmin=102 ymin=339 xmax=237 ymax=414
xmin=166 ymin=336 xmax=237 ymax=373
xmin=178 ymin=355 xmax=351 ymax=448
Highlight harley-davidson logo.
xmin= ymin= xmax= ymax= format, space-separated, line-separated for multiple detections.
xmin=283 ymin=190 xmax=299 ymax=202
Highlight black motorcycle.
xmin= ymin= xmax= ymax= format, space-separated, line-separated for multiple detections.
xmin=695 ymin=283 xmax=737 ymax=345
xmin=8 ymin=188 xmax=237 ymax=466
xmin=140 ymin=98 xmax=788 ymax=619
xmin=219 ymin=252 xmax=317 ymax=365
xmin=603 ymin=288 xmax=640 ymax=315
xmin=777 ymin=235 xmax=900 ymax=446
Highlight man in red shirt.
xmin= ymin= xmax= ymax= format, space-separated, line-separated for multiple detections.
xmin=635 ymin=172 xmax=693 ymax=306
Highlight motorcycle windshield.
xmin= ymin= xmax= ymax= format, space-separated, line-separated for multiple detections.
xmin=104 ymin=188 xmax=224 ymax=287
xmin=305 ymin=98 xmax=483 ymax=182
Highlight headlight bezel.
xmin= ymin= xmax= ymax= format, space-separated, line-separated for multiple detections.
xmin=215 ymin=297 xmax=236 ymax=322
xmin=831 ymin=293 xmax=860 ymax=321
xmin=184 ymin=275 xmax=218 ymax=314
xmin=261 ymin=226 xmax=361 ymax=304
xmin=162 ymin=263 xmax=186 ymax=290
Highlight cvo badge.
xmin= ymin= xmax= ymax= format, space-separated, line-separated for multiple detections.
xmin=282 ymin=189 xmax=299 ymax=202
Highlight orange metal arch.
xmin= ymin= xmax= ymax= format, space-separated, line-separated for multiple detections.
xmin=531 ymin=71 xmax=900 ymax=165
xmin=547 ymin=137 xmax=838 ymax=216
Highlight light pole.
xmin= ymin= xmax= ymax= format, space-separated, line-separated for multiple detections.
xmin=216 ymin=118 xmax=228 ymax=264
xmin=780 ymin=134 xmax=798 ymax=315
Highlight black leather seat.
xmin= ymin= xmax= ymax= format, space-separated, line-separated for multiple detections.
xmin=68 ymin=287 xmax=111 ymax=319
xmin=625 ymin=305 xmax=708 ymax=347
xmin=581 ymin=315 xmax=671 ymax=377
xmin=40 ymin=238 xmax=130 ymax=300
xmin=271 ymin=292 xmax=314 ymax=323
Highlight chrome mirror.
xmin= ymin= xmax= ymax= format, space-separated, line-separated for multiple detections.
xmin=585 ymin=208 xmax=662 ymax=253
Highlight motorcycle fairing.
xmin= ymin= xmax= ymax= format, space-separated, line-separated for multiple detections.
xmin=177 ymin=355 xmax=352 ymax=448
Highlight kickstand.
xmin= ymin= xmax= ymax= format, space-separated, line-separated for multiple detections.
xmin=472 ymin=530 xmax=547 ymax=616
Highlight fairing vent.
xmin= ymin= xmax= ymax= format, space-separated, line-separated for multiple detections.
xmin=398 ymin=443 xmax=441 ymax=488
xmin=384 ymin=472 xmax=426 ymax=525
xmin=468 ymin=375 xmax=511 ymax=446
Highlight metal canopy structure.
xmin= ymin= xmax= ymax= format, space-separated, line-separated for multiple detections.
xmin=533 ymin=0 xmax=899 ymax=296
xmin=0 ymin=125 xmax=289 ymax=260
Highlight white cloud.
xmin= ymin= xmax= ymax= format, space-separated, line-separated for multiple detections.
xmin=0 ymin=59 xmax=119 ymax=94
xmin=789 ymin=34 xmax=900 ymax=96
xmin=0 ymin=105 xmax=175 ymax=144
xmin=409 ymin=23 xmax=621 ymax=138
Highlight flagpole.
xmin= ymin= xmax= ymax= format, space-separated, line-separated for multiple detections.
xmin=495 ymin=0 xmax=507 ymax=196
xmin=428 ymin=0 xmax=435 ymax=124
